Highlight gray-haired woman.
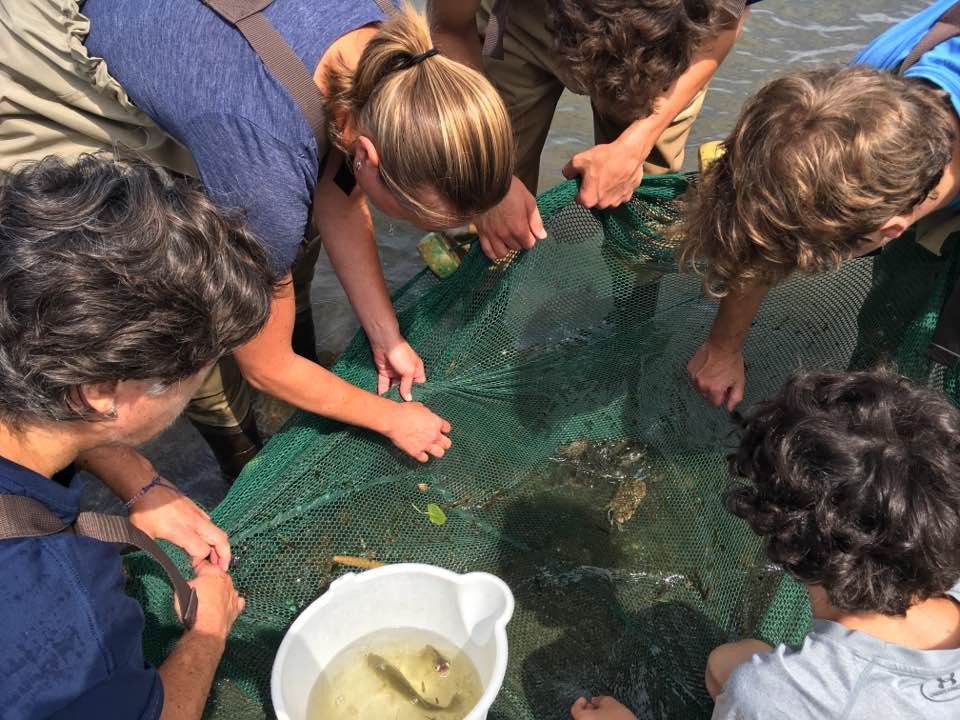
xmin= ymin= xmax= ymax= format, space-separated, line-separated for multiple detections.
xmin=0 ymin=154 xmax=275 ymax=719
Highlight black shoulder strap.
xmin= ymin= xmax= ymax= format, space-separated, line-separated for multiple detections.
xmin=202 ymin=0 xmax=328 ymax=155
xmin=0 ymin=494 xmax=198 ymax=629
xmin=900 ymin=2 xmax=960 ymax=74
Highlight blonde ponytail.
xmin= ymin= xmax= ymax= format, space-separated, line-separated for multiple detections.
xmin=325 ymin=4 xmax=514 ymax=226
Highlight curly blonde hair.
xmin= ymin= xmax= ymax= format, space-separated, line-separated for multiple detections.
xmin=676 ymin=66 xmax=956 ymax=297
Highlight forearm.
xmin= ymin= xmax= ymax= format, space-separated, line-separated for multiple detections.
xmin=76 ymin=446 xmax=157 ymax=502
xmin=158 ymin=631 xmax=225 ymax=720
xmin=708 ymin=282 xmax=770 ymax=352
xmin=237 ymin=346 xmax=398 ymax=434
xmin=616 ymin=10 xmax=749 ymax=156
xmin=427 ymin=0 xmax=483 ymax=69
xmin=321 ymin=214 xmax=401 ymax=349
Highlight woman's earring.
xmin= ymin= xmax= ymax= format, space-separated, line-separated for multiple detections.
xmin=355 ymin=160 xmax=362 ymax=172
xmin=106 ymin=404 xmax=118 ymax=419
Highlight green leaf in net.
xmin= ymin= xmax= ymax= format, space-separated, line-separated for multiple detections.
xmin=411 ymin=503 xmax=447 ymax=526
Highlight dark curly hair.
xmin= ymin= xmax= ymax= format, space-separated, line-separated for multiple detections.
xmin=726 ymin=370 xmax=960 ymax=616
xmin=547 ymin=0 xmax=742 ymax=122
xmin=0 ymin=154 xmax=276 ymax=425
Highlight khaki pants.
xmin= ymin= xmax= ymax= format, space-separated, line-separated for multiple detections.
xmin=477 ymin=0 xmax=706 ymax=194
xmin=0 ymin=0 xmax=319 ymax=429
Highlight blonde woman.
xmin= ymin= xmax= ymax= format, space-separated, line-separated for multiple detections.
xmin=0 ymin=1 xmax=515 ymax=487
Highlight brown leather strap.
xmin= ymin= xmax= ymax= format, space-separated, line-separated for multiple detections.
xmin=901 ymin=2 xmax=960 ymax=74
xmin=0 ymin=494 xmax=198 ymax=630
xmin=203 ymin=0 xmax=327 ymax=152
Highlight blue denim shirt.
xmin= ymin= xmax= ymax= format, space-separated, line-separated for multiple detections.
xmin=0 ymin=456 xmax=162 ymax=719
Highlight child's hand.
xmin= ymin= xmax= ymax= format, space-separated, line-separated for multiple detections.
xmin=570 ymin=696 xmax=638 ymax=720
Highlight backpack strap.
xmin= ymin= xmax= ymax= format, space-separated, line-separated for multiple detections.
xmin=0 ymin=494 xmax=198 ymax=630
xmin=482 ymin=0 xmax=510 ymax=60
xmin=202 ymin=0 xmax=328 ymax=153
xmin=373 ymin=0 xmax=398 ymax=17
xmin=900 ymin=2 xmax=960 ymax=74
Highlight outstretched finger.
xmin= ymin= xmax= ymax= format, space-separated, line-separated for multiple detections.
xmin=725 ymin=382 xmax=744 ymax=413
xmin=440 ymin=419 xmax=452 ymax=434
xmin=377 ymin=370 xmax=391 ymax=396
xmin=527 ymin=203 xmax=548 ymax=242
xmin=414 ymin=360 xmax=427 ymax=385
xmin=399 ymin=373 xmax=414 ymax=403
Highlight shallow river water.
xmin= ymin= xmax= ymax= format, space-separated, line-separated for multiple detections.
xmin=83 ymin=0 xmax=924 ymax=509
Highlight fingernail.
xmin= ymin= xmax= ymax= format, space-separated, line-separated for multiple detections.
xmin=536 ymin=229 xmax=548 ymax=240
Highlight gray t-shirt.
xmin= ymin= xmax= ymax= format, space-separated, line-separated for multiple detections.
xmin=713 ymin=584 xmax=960 ymax=719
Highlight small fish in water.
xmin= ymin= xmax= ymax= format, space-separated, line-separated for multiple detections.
xmin=606 ymin=478 xmax=647 ymax=528
xmin=366 ymin=653 xmax=460 ymax=711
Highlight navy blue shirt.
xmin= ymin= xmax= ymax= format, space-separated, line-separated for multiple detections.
xmin=82 ymin=0 xmax=389 ymax=276
xmin=0 ymin=457 xmax=162 ymax=719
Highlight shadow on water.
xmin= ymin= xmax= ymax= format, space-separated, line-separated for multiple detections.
xmin=492 ymin=494 xmax=724 ymax=720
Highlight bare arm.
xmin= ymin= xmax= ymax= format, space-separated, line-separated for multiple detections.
xmin=688 ymin=281 xmax=770 ymax=411
xmin=77 ymin=446 xmax=231 ymax=569
xmin=705 ymin=639 xmax=772 ymax=700
xmin=158 ymin=632 xmax=226 ymax=720
xmin=621 ymin=10 xmax=750 ymax=163
xmin=314 ymin=151 xmax=403 ymax=356
xmin=564 ymin=9 xmax=751 ymax=209
xmin=159 ymin=563 xmax=243 ymax=720
xmin=427 ymin=0 xmax=483 ymax=69
xmin=233 ymin=156 xmax=451 ymax=461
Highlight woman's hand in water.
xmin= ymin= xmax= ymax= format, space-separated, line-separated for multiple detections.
xmin=570 ymin=696 xmax=638 ymax=720
xmin=129 ymin=485 xmax=232 ymax=571
xmin=384 ymin=402 xmax=452 ymax=463
xmin=372 ymin=339 xmax=427 ymax=402
xmin=475 ymin=176 xmax=547 ymax=261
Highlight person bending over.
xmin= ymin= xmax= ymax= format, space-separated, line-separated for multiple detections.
xmin=430 ymin=0 xmax=761 ymax=260
xmin=0 ymin=155 xmax=275 ymax=719
xmin=3 ymin=1 xmax=516 ymax=476
xmin=571 ymin=369 xmax=960 ymax=719
xmin=679 ymin=0 xmax=960 ymax=410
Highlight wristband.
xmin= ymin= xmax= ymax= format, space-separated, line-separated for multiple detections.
xmin=124 ymin=475 xmax=183 ymax=510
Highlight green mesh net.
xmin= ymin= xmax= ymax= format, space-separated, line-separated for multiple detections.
xmin=128 ymin=174 xmax=960 ymax=719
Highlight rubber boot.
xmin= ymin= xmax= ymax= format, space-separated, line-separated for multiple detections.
xmin=192 ymin=412 xmax=263 ymax=484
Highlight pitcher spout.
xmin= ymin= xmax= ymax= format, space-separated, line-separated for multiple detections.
xmin=456 ymin=573 xmax=515 ymax=644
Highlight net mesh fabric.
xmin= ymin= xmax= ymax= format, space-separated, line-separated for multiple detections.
xmin=129 ymin=174 xmax=960 ymax=719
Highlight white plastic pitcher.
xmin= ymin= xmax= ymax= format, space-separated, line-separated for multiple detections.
xmin=271 ymin=563 xmax=515 ymax=720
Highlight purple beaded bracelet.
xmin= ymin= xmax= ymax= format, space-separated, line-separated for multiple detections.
xmin=124 ymin=475 xmax=183 ymax=510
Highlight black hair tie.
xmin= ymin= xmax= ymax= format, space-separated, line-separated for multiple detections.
xmin=397 ymin=47 xmax=440 ymax=70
